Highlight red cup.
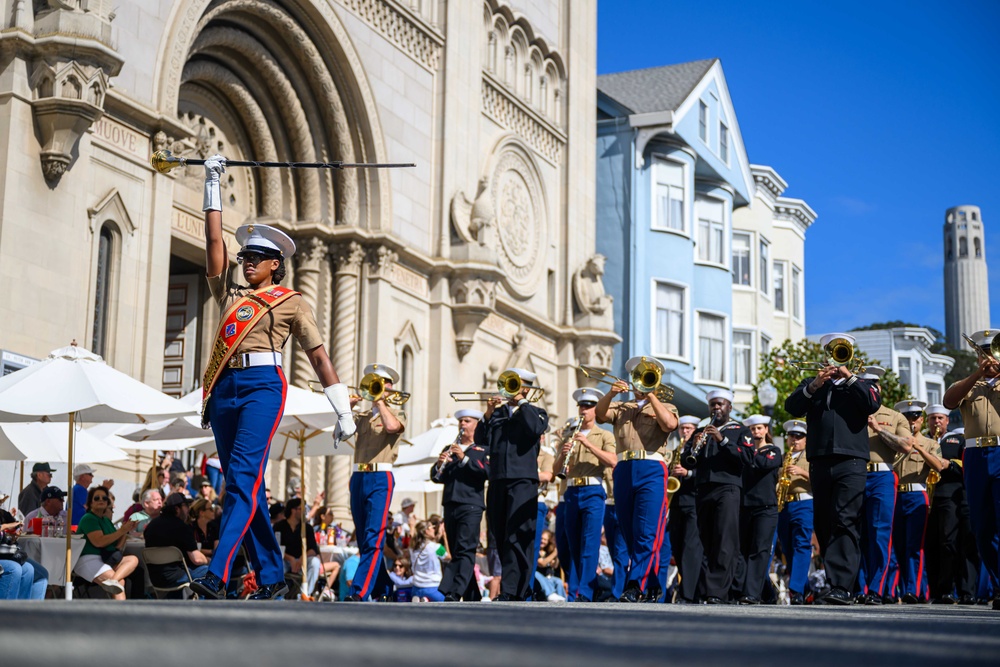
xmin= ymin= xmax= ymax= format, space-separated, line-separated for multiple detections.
xmin=30 ymin=517 xmax=42 ymax=535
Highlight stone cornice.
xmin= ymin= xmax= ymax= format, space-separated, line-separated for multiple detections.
xmin=482 ymin=73 xmax=566 ymax=165
xmin=336 ymin=0 xmax=444 ymax=72
xmin=750 ymin=164 xmax=787 ymax=199
xmin=774 ymin=196 xmax=817 ymax=230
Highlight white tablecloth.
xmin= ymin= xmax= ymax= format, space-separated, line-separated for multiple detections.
xmin=319 ymin=544 xmax=358 ymax=564
xmin=17 ymin=536 xmax=86 ymax=587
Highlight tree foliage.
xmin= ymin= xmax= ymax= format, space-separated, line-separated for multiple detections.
xmin=743 ymin=338 xmax=912 ymax=437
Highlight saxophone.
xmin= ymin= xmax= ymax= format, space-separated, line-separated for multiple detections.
xmin=665 ymin=445 xmax=683 ymax=509
xmin=776 ymin=446 xmax=796 ymax=513
xmin=925 ymin=424 xmax=943 ymax=502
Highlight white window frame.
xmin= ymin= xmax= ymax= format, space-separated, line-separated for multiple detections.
xmin=897 ymin=356 xmax=913 ymax=389
xmin=698 ymin=100 xmax=708 ymax=143
xmin=694 ymin=194 xmax=727 ymax=268
xmin=731 ymin=231 xmax=752 ymax=288
xmin=760 ymin=332 xmax=772 ymax=361
xmin=695 ymin=309 xmax=729 ymax=386
xmin=926 ymin=382 xmax=942 ymax=406
xmin=758 ymin=236 xmax=771 ymax=300
xmin=719 ymin=121 xmax=730 ymax=165
xmin=773 ymin=260 xmax=787 ymax=314
xmin=651 ymin=279 xmax=689 ymax=363
xmin=732 ymin=329 xmax=754 ymax=388
xmin=650 ymin=156 xmax=688 ymax=236
xmin=791 ymin=264 xmax=802 ymax=322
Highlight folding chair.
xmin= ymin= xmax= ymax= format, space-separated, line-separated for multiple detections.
xmin=142 ymin=546 xmax=196 ymax=599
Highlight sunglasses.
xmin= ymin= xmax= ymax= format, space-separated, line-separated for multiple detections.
xmin=237 ymin=252 xmax=276 ymax=265
xmin=92 ymin=496 xmax=109 ymax=501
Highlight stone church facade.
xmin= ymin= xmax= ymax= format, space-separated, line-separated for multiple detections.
xmin=0 ymin=0 xmax=616 ymax=523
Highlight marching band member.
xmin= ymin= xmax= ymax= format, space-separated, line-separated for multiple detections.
xmin=532 ymin=434 xmax=558 ymax=597
xmin=893 ymin=400 xmax=945 ymax=603
xmin=687 ymin=389 xmax=752 ymax=604
xmin=480 ymin=368 xmax=550 ymax=601
xmin=859 ymin=365 xmax=913 ymax=605
xmin=785 ymin=333 xmax=881 ymax=605
xmin=344 ymin=363 xmax=407 ymax=601
xmin=776 ymin=420 xmax=813 ymax=605
xmin=192 ymin=155 xmax=355 ymax=601
xmin=736 ymin=415 xmax=783 ymax=604
xmin=556 ymin=388 xmax=617 ymax=601
xmin=670 ymin=415 xmax=703 ymax=604
xmin=432 ymin=409 xmax=489 ymax=601
xmin=923 ymin=405 xmax=978 ymax=604
xmin=596 ymin=356 xmax=677 ymax=603
xmin=602 ymin=455 xmax=630 ymax=600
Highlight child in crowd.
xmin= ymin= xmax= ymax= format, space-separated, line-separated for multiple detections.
xmin=389 ymin=556 xmax=413 ymax=602
xmin=410 ymin=520 xmax=448 ymax=602
xmin=535 ymin=530 xmax=566 ymax=602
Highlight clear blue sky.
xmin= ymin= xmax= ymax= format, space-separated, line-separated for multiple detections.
xmin=598 ymin=0 xmax=1000 ymax=339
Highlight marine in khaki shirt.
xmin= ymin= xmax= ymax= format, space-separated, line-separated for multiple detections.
xmin=556 ymin=390 xmax=618 ymax=481
xmin=785 ymin=447 xmax=812 ymax=497
xmin=350 ymin=363 xmax=407 ymax=465
xmin=866 ymin=404 xmax=913 ymax=465
xmin=894 ymin=401 xmax=948 ymax=488
xmin=596 ymin=396 xmax=678 ymax=455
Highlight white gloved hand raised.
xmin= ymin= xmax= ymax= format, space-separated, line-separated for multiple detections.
xmin=203 ymin=154 xmax=227 ymax=212
xmin=323 ymin=383 xmax=357 ymax=440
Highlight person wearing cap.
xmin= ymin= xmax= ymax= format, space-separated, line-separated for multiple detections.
xmin=943 ymin=328 xmax=1000 ymax=611
xmin=890 ymin=400 xmax=946 ymax=603
xmin=17 ymin=462 xmax=54 ymax=516
xmin=683 ymin=390 xmax=752 ymax=604
xmin=479 ymin=367 xmax=550 ymax=601
xmin=734 ymin=415 xmax=783 ymax=605
xmin=595 ymin=356 xmax=678 ymax=603
xmin=854 ymin=365 xmax=914 ymax=604
xmin=193 ymin=156 xmax=357 ymax=602
xmin=554 ymin=387 xmax=617 ymax=602
xmin=923 ymin=405 xmax=978 ymax=604
xmin=784 ymin=332 xmax=882 ymax=605
xmin=343 ymin=362 xmax=407 ymax=602
xmin=23 ymin=486 xmax=68 ymax=529
xmin=669 ymin=415 xmax=704 ymax=603
xmin=432 ymin=408 xmax=489 ymax=601
xmin=145 ymin=493 xmax=210 ymax=592
xmin=776 ymin=420 xmax=813 ymax=604
xmin=393 ymin=497 xmax=417 ymax=536
xmin=71 ymin=464 xmax=111 ymax=525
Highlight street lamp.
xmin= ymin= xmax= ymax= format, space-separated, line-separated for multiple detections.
xmin=759 ymin=378 xmax=778 ymax=423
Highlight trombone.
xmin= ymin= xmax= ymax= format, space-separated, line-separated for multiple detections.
xmin=351 ymin=372 xmax=410 ymax=406
xmin=789 ymin=337 xmax=865 ymax=374
xmin=962 ymin=332 xmax=1000 ymax=364
xmin=579 ymin=359 xmax=675 ymax=402
xmin=450 ymin=369 xmax=545 ymax=403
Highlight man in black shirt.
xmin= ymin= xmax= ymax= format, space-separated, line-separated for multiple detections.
xmin=784 ymin=333 xmax=881 ymax=605
xmin=145 ymin=493 xmax=209 ymax=591
xmin=670 ymin=415 xmax=704 ymax=603
xmin=478 ymin=367 xmax=549 ymax=601
xmin=432 ymin=408 xmax=489 ymax=601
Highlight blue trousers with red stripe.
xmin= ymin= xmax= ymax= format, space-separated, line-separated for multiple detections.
xmin=349 ymin=471 xmax=394 ymax=599
xmin=603 ymin=503 xmax=629 ymax=599
xmin=859 ymin=471 xmax=896 ymax=595
xmin=565 ymin=485 xmax=607 ymax=600
xmin=777 ymin=499 xmax=814 ymax=595
xmin=965 ymin=447 xmax=1000 ymax=587
xmin=207 ymin=366 xmax=286 ymax=585
xmin=613 ymin=459 xmax=668 ymax=593
xmin=554 ymin=501 xmax=573 ymax=595
xmin=891 ymin=490 xmax=929 ymax=598
xmin=655 ymin=517 xmax=672 ymax=602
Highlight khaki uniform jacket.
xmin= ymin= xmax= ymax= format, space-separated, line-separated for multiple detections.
xmin=867 ymin=406 xmax=911 ymax=464
xmin=599 ymin=400 xmax=678 ymax=454
xmin=786 ymin=449 xmax=812 ymax=496
xmin=564 ymin=428 xmax=616 ymax=479
xmin=353 ymin=407 xmax=407 ymax=464
xmin=953 ymin=378 xmax=1000 ymax=438
xmin=897 ymin=435 xmax=941 ymax=486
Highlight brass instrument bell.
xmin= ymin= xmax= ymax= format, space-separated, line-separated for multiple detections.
xmin=351 ymin=371 xmax=410 ymax=405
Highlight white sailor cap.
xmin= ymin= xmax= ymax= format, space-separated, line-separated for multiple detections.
xmin=235 ymin=223 xmax=296 ymax=258
xmin=573 ymin=387 xmax=605 ymax=405
xmin=454 ymin=409 xmax=483 ymax=421
xmin=678 ymin=415 xmax=701 ymax=426
xmin=895 ymin=399 xmax=926 ymax=415
xmin=819 ymin=333 xmax=856 ymax=348
xmin=969 ymin=329 xmax=1000 ymax=348
xmin=743 ymin=415 xmax=771 ymax=427
xmin=859 ymin=365 xmax=885 ymax=381
xmin=925 ymin=404 xmax=949 ymax=416
xmin=783 ymin=420 xmax=807 ymax=435
xmin=705 ymin=389 xmax=735 ymax=403
xmin=624 ymin=355 xmax=665 ymax=376
xmin=506 ymin=367 xmax=538 ymax=384
xmin=951 ymin=427 xmax=965 ymax=436
xmin=363 ymin=363 xmax=400 ymax=384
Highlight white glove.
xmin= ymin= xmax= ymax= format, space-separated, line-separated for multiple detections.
xmin=203 ymin=154 xmax=227 ymax=212
xmin=324 ymin=383 xmax=357 ymax=439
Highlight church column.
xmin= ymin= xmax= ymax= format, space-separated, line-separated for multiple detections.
xmin=327 ymin=240 xmax=365 ymax=528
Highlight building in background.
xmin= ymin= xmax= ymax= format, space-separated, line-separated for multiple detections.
xmin=731 ymin=166 xmax=816 ymax=408
xmin=944 ymin=205 xmax=991 ymax=348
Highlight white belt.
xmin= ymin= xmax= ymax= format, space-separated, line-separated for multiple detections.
xmin=967 ymin=436 xmax=1000 ymax=448
xmin=617 ymin=451 xmax=665 ymax=463
xmin=789 ymin=492 xmax=813 ymax=502
xmin=353 ymin=463 xmax=393 ymax=472
xmin=898 ymin=483 xmax=926 ymax=493
xmin=567 ymin=476 xmax=602 ymax=487
xmin=228 ymin=351 xmax=282 ymax=369
xmin=867 ymin=462 xmax=891 ymax=473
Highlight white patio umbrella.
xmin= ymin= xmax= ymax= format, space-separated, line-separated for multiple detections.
xmin=0 ymin=423 xmax=130 ymax=463
xmin=0 ymin=344 xmax=196 ymax=597
xmin=396 ymin=417 xmax=459 ymax=466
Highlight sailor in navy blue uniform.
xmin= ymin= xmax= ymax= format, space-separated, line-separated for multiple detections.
xmin=669 ymin=415 xmax=704 ymax=603
xmin=432 ymin=409 xmax=489 ymax=601
xmin=735 ymin=415 xmax=783 ymax=604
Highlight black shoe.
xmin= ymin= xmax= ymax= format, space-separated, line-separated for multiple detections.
xmin=704 ymin=596 xmax=726 ymax=605
xmin=789 ymin=591 xmax=804 ymax=606
xmin=493 ymin=593 xmax=519 ymax=602
xmin=619 ymin=584 xmax=642 ymax=603
xmin=854 ymin=593 xmax=866 ymax=605
xmin=247 ymin=582 xmax=289 ymax=600
xmin=882 ymin=594 xmax=898 ymax=605
xmin=443 ymin=593 xmax=462 ymax=602
xmin=342 ymin=594 xmax=363 ymax=602
xmin=992 ymin=596 xmax=1000 ymax=611
xmin=823 ymin=587 xmax=853 ymax=605
xmin=190 ymin=572 xmax=226 ymax=600
xmin=932 ymin=594 xmax=957 ymax=605
xmin=901 ymin=593 xmax=920 ymax=605
xmin=643 ymin=587 xmax=662 ymax=603
xmin=675 ymin=597 xmax=695 ymax=605
xmin=958 ymin=594 xmax=977 ymax=606
xmin=738 ymin=596 xmax=760 ymax=605
xmin=863 ymin=593 xmax=882 ymax=606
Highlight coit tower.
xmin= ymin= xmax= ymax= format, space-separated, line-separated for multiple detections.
xmin=944 ymin=205 xmax=991 ymax=348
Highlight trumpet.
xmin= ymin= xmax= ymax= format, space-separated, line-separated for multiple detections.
xmin=556 ymin=418 xmax=585 ymax=480
xmin=450 ymin=369 xmax=544 ymax=403
xmin=579 ymin=359 xmax=674 ymax=402
xmin=789 ymin=337 xmax=865 ymax=374
xmin=350 ymin=372 xmax=410 ymax=405
xmin=962 ymin=331 xmax=1000 ymax=364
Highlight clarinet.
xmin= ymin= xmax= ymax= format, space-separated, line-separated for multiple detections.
xmin=556 ymin=419 xmax=585 ymax=481
xmin=435 ymin=432 xmax=463 ymax=477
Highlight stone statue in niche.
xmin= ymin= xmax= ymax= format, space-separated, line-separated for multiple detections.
xmin=450 ymin=177 xmax=498 ymax=264
xmin=573 ymin=254 xmax=614 ymax=330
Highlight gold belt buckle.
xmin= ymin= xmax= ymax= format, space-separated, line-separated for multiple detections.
xmin=625 ymin=450 xmax=644 ymax=461
xmin=227 ymin=355 xmax=245 ymax=369
xmin=357 ymin=463 xmax=374 ymax=472
xmin=572 ymin=477 xmax=587 ymax=486
xmin=980 ymin=436 xmax=999 ymax=448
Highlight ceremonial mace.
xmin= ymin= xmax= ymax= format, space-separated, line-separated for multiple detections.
xmin=150 ymin=150 xmax=415 ymax=174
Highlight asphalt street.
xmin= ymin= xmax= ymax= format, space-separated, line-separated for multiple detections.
xmin=1 ymin=600 xmax=997 ymax=667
